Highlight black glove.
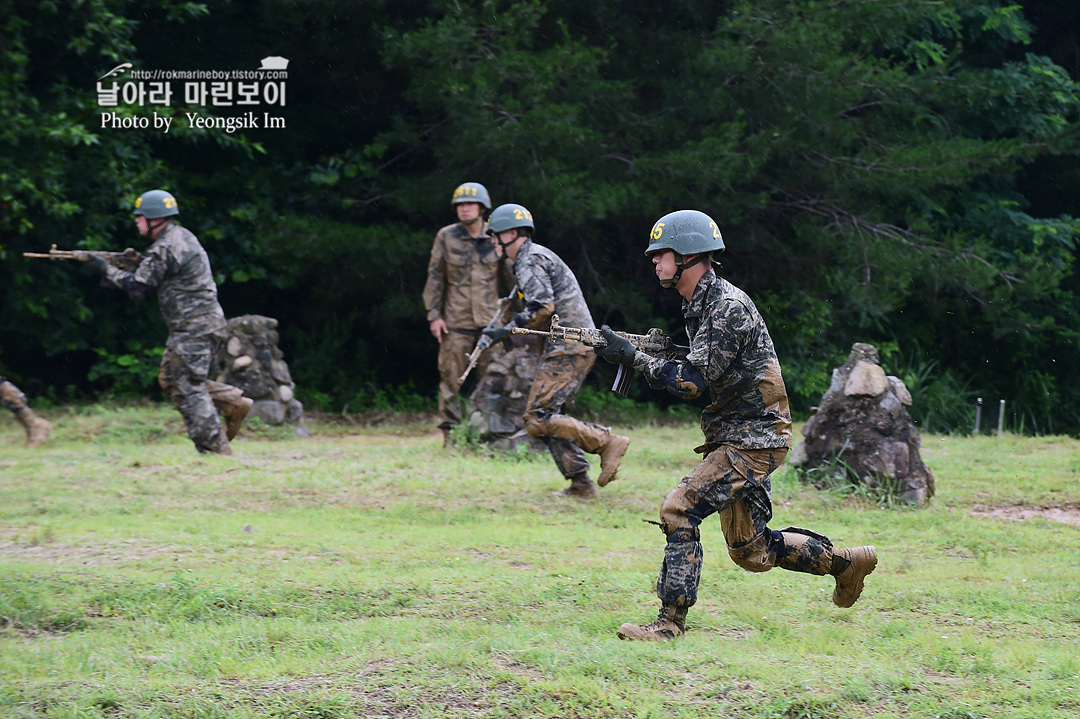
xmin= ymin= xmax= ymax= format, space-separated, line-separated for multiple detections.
xmin=593 ymin=325 xmax=636 ymax=365
xmin=481 ymin=326 xmax=512 ymax=345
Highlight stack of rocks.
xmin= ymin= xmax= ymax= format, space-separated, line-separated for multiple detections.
xmin=215 ymin=314 xmax=311 ymax=437
xmin=788 ymin=342 xmax=935 ymax=506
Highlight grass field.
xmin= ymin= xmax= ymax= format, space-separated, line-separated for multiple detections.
xmin=2 ymin=404 xmax=1079 ymax=718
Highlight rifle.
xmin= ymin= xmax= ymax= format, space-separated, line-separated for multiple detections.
xmin=22 ymin=244 xmax=144 ymax=271
xmin=511 ymin=314 xmax=688 ymax=397
xmin=457 ymin=286 xmax=519 ymax=384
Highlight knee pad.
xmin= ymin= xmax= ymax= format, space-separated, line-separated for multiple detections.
xmin=727 ymin=530 xmax=775 ymax=573
xmin=665 ymin=526 xmax=700 ymax=544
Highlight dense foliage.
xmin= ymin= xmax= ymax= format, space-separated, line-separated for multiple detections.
xmin=2 ymin=0 xmax=1078 ymax=434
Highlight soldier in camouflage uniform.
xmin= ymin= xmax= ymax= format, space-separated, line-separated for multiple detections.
xmin=483 ymin=204 xmax=630 ymax=498
xmin=594 ymin=210 xmax=877 ymax=640
xmin=422 ymin=182 xmax=512 ymax=446
xmin=1 ymin=376 xmax=52 ymax=447
xmin=80 ymin=190 xmax=252 ymax=454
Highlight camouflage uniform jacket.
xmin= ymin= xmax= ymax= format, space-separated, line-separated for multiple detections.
xmin=103 ymin=223 xmax=227 ymax=339
xmin=422 ymin=221 xmax=508 ymax=330
xmin=632 ymin=268 xmax=792 ymax=450
xmin=511 ymin=239 xmax=595 ymax=360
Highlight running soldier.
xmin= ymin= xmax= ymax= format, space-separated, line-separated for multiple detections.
xmin=1 ymin=377 xmax=52 ymax=447
xmin=422 ymin=182 xmax=512 ymax=446
xmin=80 ymin=189 xmax=252 ymax=454
xmin=595 ymin=210 xmax=877 ymax=640
xmin=483 ymin=203 xmax=630 ymax=498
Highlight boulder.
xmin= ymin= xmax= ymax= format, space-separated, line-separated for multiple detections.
xmin=214 ymin=314 xmax=311 ymax=437
xmin=789 ymin=342 xmax=935 ymax=506
xmin=466 ymin=335 xmax=547 ymax=453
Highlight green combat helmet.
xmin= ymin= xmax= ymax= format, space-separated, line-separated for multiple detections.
xmin=133 ymin=189 xmax=180 ymax=218
xmin=451 ymin=182 xmax=491 ymax=211
xmin=646 ymin=209 xmax=725 ymax=288
xmin=488 ymin=203 xmax=535 ymax=234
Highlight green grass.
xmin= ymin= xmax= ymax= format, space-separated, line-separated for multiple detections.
xmin=2 ymin=404 xmax=1079 ymax=718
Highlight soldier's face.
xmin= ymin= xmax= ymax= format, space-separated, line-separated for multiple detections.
xmin=456 ymin=202 xmax=483 ymax=224
xmin=492 ymin=230 xmax=519 ymax=259
xmin=135 ymin=215 xmax=150 ymax=237
xmin=652 ymin=250 xmax=678 ymax=284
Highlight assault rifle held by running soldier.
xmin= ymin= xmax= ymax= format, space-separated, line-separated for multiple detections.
xmin=511 ymin=314 xmax=688 ymax=397
xmin=23 ymin=244 xmax=144 ymax=271
xmin=457 ymin=285 xmax=520 ymax=384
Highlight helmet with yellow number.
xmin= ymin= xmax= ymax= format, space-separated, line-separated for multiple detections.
xmin=450 ymin=182 xmax=491 ymax=211
xmin=488 ymin=203 xmax=535 ymax=234
xmin=133 ymin=189 xmax=180 ymax=219
xmin=645 ymin=210 xmax=725 ymax=257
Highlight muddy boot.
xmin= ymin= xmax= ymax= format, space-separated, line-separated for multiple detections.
xmin=223 ymin=397 xmax=254 ymax=441
xmin=830 ymin=545 xmax=878 ymax=608
xmin=597 ymin=433 xmax=630 ymax=487
xmin=559 ymin=471 xmax=598 ymax=499
xmin=617 ymin=604 xmax=687 ymax=641
xmin=19 ymin=409 xmax=52 ymax=448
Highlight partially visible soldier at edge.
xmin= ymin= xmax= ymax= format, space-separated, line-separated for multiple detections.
xmin=482 ymin=203 xmax=630 ymax=499
xmin=422 ymin=182 xmax=512 ymax=447
xmin=1 ymin=377 xmax=52 ymax=447
xmin=79 ymin=189 xmax=252 ymax=455
xmin=594 ymin=209 xmax=877 ymax=640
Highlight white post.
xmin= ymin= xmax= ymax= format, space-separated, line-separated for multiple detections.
xmin=997 ymin=399 xmax=1005 ymax=436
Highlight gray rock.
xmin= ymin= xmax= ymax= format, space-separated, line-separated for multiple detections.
xmin=214 ymin=314 xmax=309 ymax=433
xmin=794 ymin=342 xmax=935 ymax=506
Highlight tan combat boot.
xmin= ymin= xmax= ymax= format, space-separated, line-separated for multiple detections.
xmin=559 ymin=472 xmax=598 ymax=499
xmin=597 ymin=433 xmax=630 ymax=487
xmin=831 ymin=545 xmax=878 ymax=608
xmin=617 ymin=604 xmax=687 ymax=641
xmin=21 ymin=410 xmax=52 ymax=448
xmin=224 ymin=397 xmax=254 ymax=441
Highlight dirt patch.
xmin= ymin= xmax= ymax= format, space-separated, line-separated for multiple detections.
xmin=969 ymin=504 xmax=1080 ymax=527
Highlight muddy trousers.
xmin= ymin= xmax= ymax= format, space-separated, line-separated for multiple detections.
xmin=523 ymin=353 xmax=609 ymax=478
xmin=656 ymin=445 xmax=835 ymax=608
xmin=159 ymin=334 xmax=244 ymax=454
xmin=435 ymin=329 xmax=488 ymax=430
xmin=0 ymin=378 xmax=29 ymax=416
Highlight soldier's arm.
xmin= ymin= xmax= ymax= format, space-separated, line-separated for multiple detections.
xmin=422 ymin=231 xmax=447 ymax=323
xmin=103 ymin=243 xmax=166 ymax=300
xmin=509 ymin=256 xmax=555 ymax=330
xmin=692 ymin=299 xmax=753 ymax=385
xmin=632 ymin=351 xmax=706 ymax=399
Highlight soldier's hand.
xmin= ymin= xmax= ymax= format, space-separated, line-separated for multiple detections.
xmin=429 ymin=318 xmax=449 ymax=343
xmin=594 ymin=325 xmax=637 ymax=365
xmin=481 ymin=326 xmax=511 ymax=345
xmin=80 ymin=252 xmax=108 ymax=273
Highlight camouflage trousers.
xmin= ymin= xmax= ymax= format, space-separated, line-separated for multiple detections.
xmin=523 ymin=352 xmax=610 ymax=479
xmin=159 ymin=334 xmax=244 ymax=454
xmin=655 ymin=445 xmax=835 ymax=608
xmin=435 ymin=329 xmax=490 ymax=430
xmin=1 ymin=378 xmax=29 ymax=415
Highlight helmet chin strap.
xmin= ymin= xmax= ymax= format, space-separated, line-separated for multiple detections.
xmin=493 ymin=230 xmax=520 ymax=255
xmin=660 ymin=252 xmax=711 ymax=289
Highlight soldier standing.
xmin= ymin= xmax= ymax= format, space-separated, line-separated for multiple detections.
xmin=80 ymin=189 xmax=252 ymax=454
xmin=595 ymin=210 xmax=877 ymax=640
xmin=422 ymin=182 xmax=511 ymax=446
xmin=482 ymin=203 xmax=630 ymax=498
xmin=1 ymin=377 xmax=52 ymax=447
